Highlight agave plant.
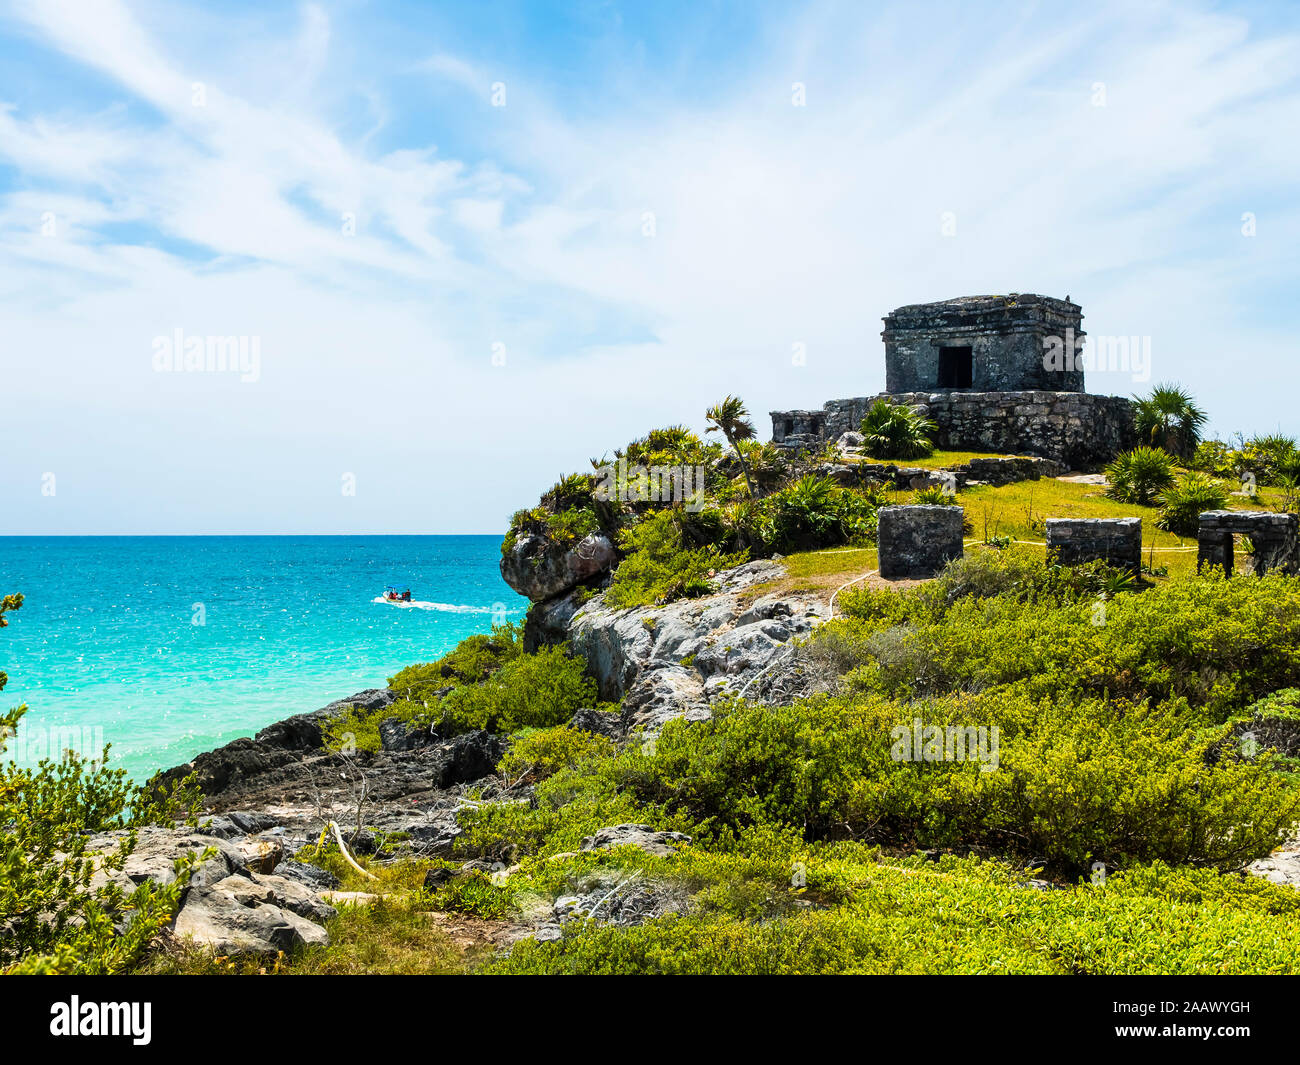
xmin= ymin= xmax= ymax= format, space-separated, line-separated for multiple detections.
xmin=859 ymin=399 xmax=936 ymax=460
xmin=1104 ymin=447 xmax=1176 ymax=505
xmin=706 ymin=395 xmax=758 ymax=498
xmin=1133 ymin=383 xmax=1207 ymax=459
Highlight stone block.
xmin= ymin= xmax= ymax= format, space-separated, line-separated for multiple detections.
xmin=878 ymin=505 xmax=965 ymax=580
xmin=1045 ymin=517 xmax=1142 ymax=575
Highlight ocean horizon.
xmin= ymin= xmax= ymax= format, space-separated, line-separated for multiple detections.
xmin=0 ymin=535 xmax=528 ymax=780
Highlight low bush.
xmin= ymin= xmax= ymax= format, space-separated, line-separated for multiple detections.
xmin=859 ymin=399 xmax=936 ymax=460
xmin=757 ymin=475 xmax=879 ymax=552
xmin=1104 ymin=446 xmax=1176 ymax=505
xmin=605 ymin=511 xmax=747 ymax=608
xmin=388 ymin=624 xmax=522 ymax=702
xmin=484 ymin=851 xmax=1300 ymax=975
xmin=833 ymin=553 xmax=1300 ymax=720
xmin=435 ymin=645 xmax=599 ymax=735
xmin=498 ymin=725 xmax=615 ymax=786
xmin=1156 ymin=472 xmax=1230 ymax=536
xmin=2 ymin=593 xmax=206 ymax=975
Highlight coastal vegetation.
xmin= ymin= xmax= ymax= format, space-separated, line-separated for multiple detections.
xmin=857 ymin=398 xmax=937 ymax=459
xmin=0 ymin=592 xmax=204 ymax=974
xmin=250 ymin=384 xmax=1300 ymax=976
xmin=9 ymin=383 xmax=1300 ymax=976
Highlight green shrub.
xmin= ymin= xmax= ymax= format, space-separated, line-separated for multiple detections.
xmin=421 ymin=870 xmax=516 ymax=920
xmin=835 ymin=562 xmax=1300 ymax=721
xmin=1239 ymin=433 xmax=1300 ymax=485
xmin=435 ymin=645 xmax=598 ymax=735
xmin=1 ymin=592 xmax=207 ymax=974
xmin=614 ymin=692 xmax=1295 ymax=871
xmin=544 ymin=507 xmax=599 ymax=546
xmin=389 ymin=624 xmax=521 ymax=702
xmin=541 ymin=472 xmax=598 ymax=513
xmin=758 ymin=475 xmax=879 ymax=552
xmin=1104 ymin=446 xmax=1176 ymax=505
xmin=859 ymin=399 xmax=936 ymax=460
xmin=1188 ymin=438 xmax=1238 ymax=477
xmin=322 ymin=699 xmax=422 ymax=754
xmin=1156 ymin=471 xmax=1230 ymax=536
xmin=605 ymin=511 xmax=747 ymax=609
xmin=484 ymin=850 xmax=1300 ymax=975
xmin=498 ymin=725 xmax=615 ymax=785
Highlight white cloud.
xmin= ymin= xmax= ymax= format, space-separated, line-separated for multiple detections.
xmin=1 ymin=0 xmax=1298 ymax=532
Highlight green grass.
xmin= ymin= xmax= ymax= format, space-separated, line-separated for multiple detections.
xmin=485 ymin=850 xmax=1300 ymax=975
xmin=844 ymin=447 xmax=1011 ymax=469
xmin=906 ymin=448 xmax=1025 ymax=468
xmin=958 ymin=478 xmax=1283 ymax=576
xmin=782 ymin=547 xmax=877 ymax=578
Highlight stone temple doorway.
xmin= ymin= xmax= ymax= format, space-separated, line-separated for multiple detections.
xmin=937 ymin=345 xmax=973 ymax=389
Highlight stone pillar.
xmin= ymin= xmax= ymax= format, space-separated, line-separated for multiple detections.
xmin=1045 ymin=517 xmax=1142 ymax=575
xmin=1196 ymin=522 xmax=1234 ymax=574
xmin=1243 ymin=513 xmax=1299 ymax=576
xmin=1198 ymin=510 xmax=1299 ymax=576
xmin=877 ymin=505 xmax=965 ymax=579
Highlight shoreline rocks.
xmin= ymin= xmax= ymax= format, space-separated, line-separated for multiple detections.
xmin=500 ymin=532 xmax=618 ymax=602
xmin=88 ymin=827 xmax=338 ymax=956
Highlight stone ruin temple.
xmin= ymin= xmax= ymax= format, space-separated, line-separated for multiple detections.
xmin=771 ymin=293 xmax=1138 ymax=468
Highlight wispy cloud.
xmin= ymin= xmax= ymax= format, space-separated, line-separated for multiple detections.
xmin=1 ymin=0 xmax=1298 ymax=533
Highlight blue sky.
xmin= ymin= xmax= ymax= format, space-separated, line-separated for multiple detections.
xmin=2 ymin=0 xmax=1298 ymax=534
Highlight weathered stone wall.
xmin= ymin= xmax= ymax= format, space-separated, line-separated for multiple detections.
xmin=964 ymin=456 xmax=1066 ymax=486
xmin=771 ymin=391 xmax=1137 ymax=468
xmin=882 ymin=294 xmax=1085 ymax=393
xmin=877 ymin=505 xmax=965 ymax=579
xmin=1197 ymin=511 xmax=1299 ymax=576
xmin=1046 ymin=517 xmax=1142 ymax=575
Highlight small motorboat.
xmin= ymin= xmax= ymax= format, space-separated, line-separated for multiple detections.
xmin=383 ymin=586 xmax=412 ymax=602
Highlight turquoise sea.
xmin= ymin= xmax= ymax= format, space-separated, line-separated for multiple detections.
xmin=0 ymin=537 xmax=527 ymax=780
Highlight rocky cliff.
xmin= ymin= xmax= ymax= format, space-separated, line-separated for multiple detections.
xmin=141 ymin=556 xmax=831 ymax=956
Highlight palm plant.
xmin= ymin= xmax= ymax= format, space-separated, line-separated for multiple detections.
xmin=706 ymin=395 xmax=757 ymax=498
xmin=1133 ymin=383 xmax=1207 ymax=459
xmin=859 ymin=399 xmax=936 ymax=460
xmin=1104 ymin=446 xmax=1176 ymax=505
xmin=737 ymin=439 xmax=788 ymax=494
xmin=1156 ymin=471 xmax=1230 ymax=536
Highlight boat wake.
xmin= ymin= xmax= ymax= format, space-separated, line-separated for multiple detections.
xmin=371 ymin=596 xmax=512 ymax=615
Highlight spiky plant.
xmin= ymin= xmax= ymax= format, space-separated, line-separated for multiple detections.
xmin=1133 ymin=383 xmax=1208 ymax=459
xmin=1156 ymin=472 xmax=1230 ymax=537
xmin=913 ymin=485 xmax=954 ymax=505
xmin=1104 ymin=446 xmax=1177 ymax=505
xmin=858 ymin=400 xmax=936 ymax=460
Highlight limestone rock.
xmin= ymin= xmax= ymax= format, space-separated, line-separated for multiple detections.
xmin=568 ymin=706 xmax=624 ymax=740
xmin=172 ymin=883 xmax=331 ymax=955
xmin=86 ymin=826 xmax=338 ymax=957
xmin=580 ymin=824 xmax=692 ymax=858
xmin=566 ymin=559 xmax=823 ymax=730
xmin=499 ymin=532 xmax=618 ymax=602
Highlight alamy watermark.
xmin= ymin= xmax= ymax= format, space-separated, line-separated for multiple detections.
xmin=152 ymin=328 xmax=261 ymax=383
xmin=890 ymin=718 xmax=1000 ymax=772
xmin=593 ymin=457 xmax=707 ymax=512
xmin=1 ymin=723 xmax=105 ymax=765
xmin=1042 ymin=328 xmax=1151 ymax=383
